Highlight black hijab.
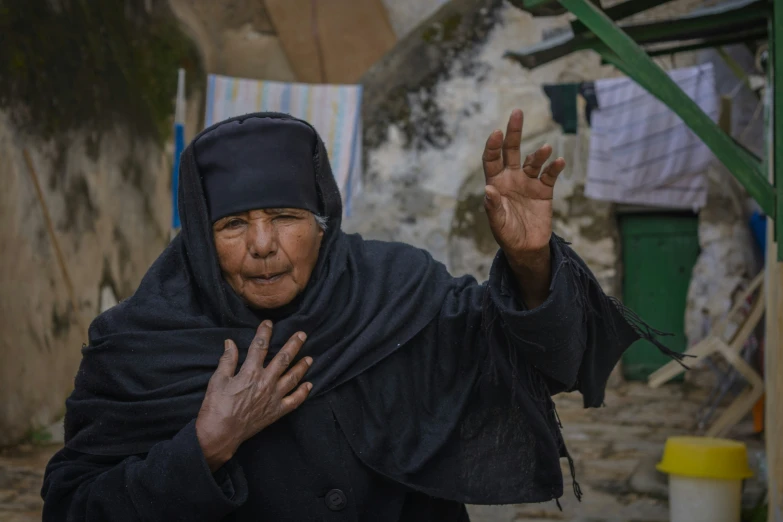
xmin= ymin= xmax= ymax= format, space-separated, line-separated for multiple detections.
xmin=196 ymin=117 xmax=321 ymax=221
xmin=65 ymin=112 xmax=455 ymax=455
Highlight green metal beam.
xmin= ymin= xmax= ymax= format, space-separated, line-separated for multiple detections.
xmin=774 ymin=0 xmax=783 ymax=259
xmin=506 ymin=0 xmax=766 ymax=70
xmin=640 ymin=30 xmax=767 ymax=59
xmin=522 ymin=0 xmax=558 ymax=8
xmin=596 ymin=29 xmax=768 ymax=66
xmin=572 ymin=0 xmax=673 ymax=34
xmin=522 ymin=0 xmax=568 ymax=9
xmin=558 ymin=0 xmax=776 ymax=217
xmin=514 ymin=0 xmax=569 ymax=16
xmin=608 ymin=1 xmax=765 ymax=46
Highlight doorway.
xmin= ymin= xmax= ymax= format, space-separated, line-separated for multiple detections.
xmin=619 ymin=212 xmax=700 ymax=381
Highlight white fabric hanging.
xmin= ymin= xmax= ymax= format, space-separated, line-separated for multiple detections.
xmin=585 ymin=63 xmax=718 ymax=210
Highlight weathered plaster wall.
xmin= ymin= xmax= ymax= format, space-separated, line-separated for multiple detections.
xmin=168 ymin=0 xmax=295 ymax=81
xmin=684 ymin=46 xmax=763 ymax=346
xmin=380 ymin=0 xmax=451 ymax=39
xmin=348 ymin=0 xmax=623 ymax=297
xmin=167 ymin=0 xmax=450 ymax=82
xmin=0 ymin=122 xmax=172 ymax=445
xmin=0 ymin=0 xmax=202 ymax=445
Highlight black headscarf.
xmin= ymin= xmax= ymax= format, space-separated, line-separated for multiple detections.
xmin=65 ymin=112 xmax=455 ymax=455
xmin=196 ymin=117 xmax=321 ymax=221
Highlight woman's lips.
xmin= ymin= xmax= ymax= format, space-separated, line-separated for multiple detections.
xmin=247 ymin=272 xmax=285 ymax=285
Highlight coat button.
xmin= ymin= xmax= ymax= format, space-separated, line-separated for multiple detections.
xmin=325 ymin=489 xmax=347 ymax=511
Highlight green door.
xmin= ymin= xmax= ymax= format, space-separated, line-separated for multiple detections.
xmin=619 ymin=213 xmax=700 ymax=381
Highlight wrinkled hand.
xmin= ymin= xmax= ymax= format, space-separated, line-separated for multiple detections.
xmin=195 ymin=321 xmax=312 ymax=472
xmin=482 ymin=109 xmax=565 ymax=264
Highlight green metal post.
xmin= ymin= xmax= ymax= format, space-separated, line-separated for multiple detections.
xmin=558 ymin=0 xmax=776 ymax=217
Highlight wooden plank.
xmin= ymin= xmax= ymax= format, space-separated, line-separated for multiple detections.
xmin=765 ymin=231 xmax=783 ymax=522
xmin=265 ymin=0 xmax=397 ymax=83
xmin=558 ymin=0 xmax=776 ymax=217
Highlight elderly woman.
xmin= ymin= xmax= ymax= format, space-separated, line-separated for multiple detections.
xmin=42 ymin=111 xmax=675 ymax=521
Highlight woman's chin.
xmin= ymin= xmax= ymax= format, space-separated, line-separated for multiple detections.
xmin=243 ymin=280 xmax=298 ymax=310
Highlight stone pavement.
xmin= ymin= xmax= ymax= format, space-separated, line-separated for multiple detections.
xmin=468 ymin=383 xmax=767 ymax=522
xmin=0 ymin=383 xmax=766 ymax=522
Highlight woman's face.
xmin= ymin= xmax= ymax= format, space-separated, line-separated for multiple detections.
xmin=213 ymin=208 xmax=324 ymax=310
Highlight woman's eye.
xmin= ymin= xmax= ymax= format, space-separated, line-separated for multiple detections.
xmin=274 ymin=215 xmax=297 ymax=221
xmin=226 ymin=219 xmax=244 ymax=228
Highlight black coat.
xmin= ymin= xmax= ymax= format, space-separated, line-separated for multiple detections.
xmin=42 ymin=237 xmax=628 ymax=522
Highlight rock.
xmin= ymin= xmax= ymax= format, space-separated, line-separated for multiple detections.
xmin=629 ymin=454 xmax=669 ymax=499
xmin=43 ymin=418 xmax=65 ymax=445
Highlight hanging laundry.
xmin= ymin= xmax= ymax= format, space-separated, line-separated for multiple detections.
xmin=585 ymin=63 xmax=717 ymax=210
xmin=578 ymin=81 xmax=599 ymax=126
xmin=204 ymin=74 xmax=363 ymax=216
xmin=542 ymin=83 xmax=579 ymax=134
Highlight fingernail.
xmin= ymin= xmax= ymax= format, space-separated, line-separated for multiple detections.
xmin=297 ymin=332 xmax=307 ymax=341
xmin=224 ymin=340 xmax=230 ymax=351
xmin=306 ymin=382 xmax=313 ymax=391
xmin=262 ymin=320 xmax=273 ymax=328
xmin=305 ymin=356 xmax=313 ymax=366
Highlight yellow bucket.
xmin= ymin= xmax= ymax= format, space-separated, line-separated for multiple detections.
xmin=656 ymin=436 xmax=753 ymax=480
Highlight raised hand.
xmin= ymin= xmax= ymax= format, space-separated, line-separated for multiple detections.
xmin=482 ymin=109 xmax=565 ymax=262
xmin=482 ymin=109 xmax=566 ymax=308
xmin=195 ymin=321 xmax=312 ymax=471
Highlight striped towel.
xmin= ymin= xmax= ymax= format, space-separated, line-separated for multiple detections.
xmin=585 ymin=63 xmax=717 ymax=210
xmin=204 ymin=74 xmax=363 ymax=216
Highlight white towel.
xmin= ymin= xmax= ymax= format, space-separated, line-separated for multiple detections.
xmin=585 ymin=63 xmax=718 ymax=210
xmin=204 ymin=74 xmax=363 ymax=216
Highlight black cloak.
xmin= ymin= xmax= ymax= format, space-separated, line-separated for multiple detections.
xmin=62 ymin=112 xmax=680 ymax=506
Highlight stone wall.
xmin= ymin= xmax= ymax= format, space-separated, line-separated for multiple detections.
xmin=0 ymin=0 xmax=202 ymax=445
xmin=167 ymin=0 xmax=296 ymax=81
xmin=347 ymin=0 xmax=624 ymax=294
xmin=684 ymin=47 xmax=764 ymax=347
xmin=166 ymin=0 xmax=450 ymax=83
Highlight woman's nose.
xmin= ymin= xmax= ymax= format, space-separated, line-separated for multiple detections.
xmin=247 ymin=220 xmax=277 ymax=258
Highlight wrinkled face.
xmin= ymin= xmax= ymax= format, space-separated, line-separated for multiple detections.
xmin=213 ymin=208 xmax=324 ymax=310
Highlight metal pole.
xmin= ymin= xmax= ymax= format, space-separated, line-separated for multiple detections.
xmin=171 ymin=68 xmax=186 ymax=235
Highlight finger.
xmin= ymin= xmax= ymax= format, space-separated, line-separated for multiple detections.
xmin=484 ymin=185 xmax=506 ymax=231
xmin=482 ymin=129 xmax=504 ymax=180
xmin=214 ymin=339 xmax=239 ymax=380
xmin=502 ymin=109 xmax=524 ymax=169
xmin=280 ymin=382 xmax=313 ymax=414
xmin=267 ymin=332 xmax=306 ymax=379
xmin=244 ymin=320 xmax=272 ymax=369
xmin=522 ymin=144 xmax=553 ymax=178
xmin=277 ymin=356 xmax=313 ymax=396
xmin=540 ymin=157 xmax=566 ymax=187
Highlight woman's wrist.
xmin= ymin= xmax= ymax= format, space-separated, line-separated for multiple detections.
xmin=507 ymin=245 xmax=551 ymax=309
xmin=195 ymin=418 xmax=237 ymax=473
